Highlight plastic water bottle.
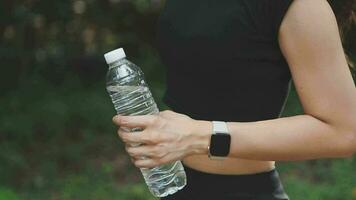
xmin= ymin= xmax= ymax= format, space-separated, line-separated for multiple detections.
xmin=104 ymin=48 xmax=187 ymax=197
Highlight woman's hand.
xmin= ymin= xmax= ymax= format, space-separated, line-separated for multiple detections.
xmin=112 ymin=110 xmax=211 ymax=168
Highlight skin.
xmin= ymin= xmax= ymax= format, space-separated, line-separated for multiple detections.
xmin=113 ymin=0 xmax=356 ymax=172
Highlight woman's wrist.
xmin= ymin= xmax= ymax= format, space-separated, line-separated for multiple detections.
xmin=187 ymin=119 xmax=212 ymax=156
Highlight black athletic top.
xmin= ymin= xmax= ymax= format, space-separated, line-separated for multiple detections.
xmin=156 ymin=0 xmax=294 ymax=122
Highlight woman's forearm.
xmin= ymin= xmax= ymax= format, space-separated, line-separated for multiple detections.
xmin=194 ymin=115 xmax=356 ymax=161
xmin=113 ymin=111 xmax=355 ymax=168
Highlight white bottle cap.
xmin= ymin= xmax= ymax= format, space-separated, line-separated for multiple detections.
xmin=104 ymin=48 xmax=126 ymax=64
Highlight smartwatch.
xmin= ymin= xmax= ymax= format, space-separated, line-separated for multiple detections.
xmin=208 ymin=121 xmax=231 ymax=160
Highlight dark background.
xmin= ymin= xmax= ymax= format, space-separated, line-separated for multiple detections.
xmin=0 ymin=0 xmax=355 ymax=199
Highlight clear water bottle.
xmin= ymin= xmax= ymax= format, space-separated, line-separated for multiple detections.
xmin=104 ymin=48 xmax=187 ymax=197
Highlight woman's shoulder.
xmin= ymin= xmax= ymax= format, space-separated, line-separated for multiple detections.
xmin=280 ymin=0 xmax=337 ymax=34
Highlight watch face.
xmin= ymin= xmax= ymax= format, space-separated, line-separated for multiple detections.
xmin=210 ymin=133 xmax=231 ymax=157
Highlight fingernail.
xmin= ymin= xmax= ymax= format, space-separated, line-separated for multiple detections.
xmin=113 ymin=115 xmax=119 ymax=121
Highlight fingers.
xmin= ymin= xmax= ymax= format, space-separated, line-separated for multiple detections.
xmin=112 ymin=115 xmax=157 ymax=129
xmin=132 ymin=156 xmax=172 ymax=169
xmin=133 ymin=159 xmax=160 ymax=169
xmin=118 ymin=128 xmax=143 ymax=143
xmin=125 ymin=144 xmax=169 ymax=168
xmin=125 ymin=144 xmax=166 ymax=159
xmin=118 ymin=128 xmax=157 ymax=144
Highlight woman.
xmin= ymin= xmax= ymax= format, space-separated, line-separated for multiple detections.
xmin=113 ymin=0 xmax=356 ymax=199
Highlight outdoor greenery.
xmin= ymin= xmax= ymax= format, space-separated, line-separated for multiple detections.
xmin=0 ymin=1 xmax=355 ymax=200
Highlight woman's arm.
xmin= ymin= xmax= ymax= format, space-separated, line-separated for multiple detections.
xmin=224 ymin=0 xmax=356 ymax=161
xmin=113 ymin=0 xmax=356 ymax=168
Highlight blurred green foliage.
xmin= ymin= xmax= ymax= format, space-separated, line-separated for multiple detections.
xmin=0 ymin=0 xmax=355 ymax=200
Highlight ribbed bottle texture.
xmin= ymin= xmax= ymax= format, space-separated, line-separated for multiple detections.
xmin=105 ymin=50 xmax=186 ymax=197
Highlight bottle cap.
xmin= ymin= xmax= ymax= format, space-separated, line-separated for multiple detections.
xmin=104 ymin=48 xmax=126 ymax=64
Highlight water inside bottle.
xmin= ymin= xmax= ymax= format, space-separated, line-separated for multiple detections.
xmin=106 ymin=84 xmax=186 ymax=197
xmin=107 ymin=85 xmax=158 ymax=116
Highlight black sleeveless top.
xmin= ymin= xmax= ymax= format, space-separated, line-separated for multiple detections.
xmin=156 ymin=0 xmax=293 ymax=122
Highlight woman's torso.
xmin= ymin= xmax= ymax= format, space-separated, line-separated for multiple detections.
xmin=156 ymin=0 xmax=293 ymax=175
